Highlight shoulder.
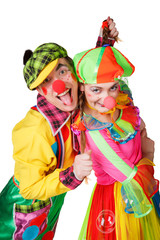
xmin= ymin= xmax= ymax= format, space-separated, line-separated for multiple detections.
xmin=139 ymin=118 xmax=146 ymax=132
xmin=12 ymin=108 xmax=53 ymax=141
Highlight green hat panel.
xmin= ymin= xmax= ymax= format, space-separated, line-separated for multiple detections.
xmin=73 ymin=48 xmax=103 ymax=84
xmin=111 ymin=48 xmax=134 ymax=77
xmin=23 ymin=43 xmax=68 ymax=89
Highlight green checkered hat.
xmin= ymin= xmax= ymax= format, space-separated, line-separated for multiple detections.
xmin=23 ymin=43 xmax=68 ymax=90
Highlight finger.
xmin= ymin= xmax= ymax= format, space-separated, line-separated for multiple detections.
xmin=107 ymin=16 xmax=110 ymax=22
xmin=76 ymin=153 xmax=91 ymax=160
xmin=82 ymin=166 xmax=92 ymax=172
xmin=83 ymin=161 xmax=93 ymax=167
xmin=82 ymin=169 xmax=92 ymax=176
xmin=112 ymin=30 xmax=119 ymax=38
xmin=107 ymin=17 xmax=114 ymax=26
xmin=78 ymin=160 xmax=92 ymax=167
xmin=108 ymin=22 xmax=115 ymax=31
xmin=109 ymin=30 xmax=118 ymax=39
xmin=82 ymin=153 xmax=92 ymax=160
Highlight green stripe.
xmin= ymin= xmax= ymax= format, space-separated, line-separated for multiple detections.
xmin=122 ymin=166 xmax=137 ymax=185
xmin=89 ymin=131 xmax=133 ymax=178
xmin=93 ymin=47 xmax=106 ymax=82
xmin=78 ymin=184 xmax=97 ymax=240
xmin=111 ymin=47 xmax=133 ymax=77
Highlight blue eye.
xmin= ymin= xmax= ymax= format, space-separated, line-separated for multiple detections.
xmin=59 ymin=66 xmax=70 ymax=76
xmin=43 ymin=78 xmax=49 ymax=84
xmin=60 ymin=69 xmax=67 ymax=75
xmin=91 ymin=87 xmax=100 ymax=93
xmin=110 ymin=84 xmax=118 ymax=91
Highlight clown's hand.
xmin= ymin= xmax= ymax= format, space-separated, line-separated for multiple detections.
xmin=73 ymin=150 xmax=92 ymax=181
xmin=99 ymin=16 xmax=119 ymax=40
xmin=107 ymin=16 xmax=119 ymax=39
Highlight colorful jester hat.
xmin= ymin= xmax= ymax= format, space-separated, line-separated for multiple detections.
xmin=73 ymin=45 xmax=135 ymax=84
xmin=23 ymin=43 xmax=68 ymax=90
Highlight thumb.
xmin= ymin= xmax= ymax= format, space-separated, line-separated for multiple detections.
xmin=85 ymin=149 xmax=92 ymax=156
xmin=107 ymin=16 xmax=110 ymax=22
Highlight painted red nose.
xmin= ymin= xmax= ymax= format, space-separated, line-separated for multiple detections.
xmin=104 ymin=96 xmax=116 ymax=110
xmin=52 ymin=80 xmax=66 ymax=94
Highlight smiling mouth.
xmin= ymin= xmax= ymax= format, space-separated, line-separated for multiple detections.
xmin=58 ymin=88 xmax=70 ymax=97
xmin=97 ymin=102 xmax=105 ymax=107
xmin=57 ymin=88 xmax=72 ymax=106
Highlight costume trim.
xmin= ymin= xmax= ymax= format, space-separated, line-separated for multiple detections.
xmin=88 ymin=130 xmax=134 ymax=178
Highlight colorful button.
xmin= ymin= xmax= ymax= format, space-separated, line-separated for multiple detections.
xmin=30 ymin=213 xmax=47 ymax=227
xmin=22 ymin=225 xmax=39 ymax=240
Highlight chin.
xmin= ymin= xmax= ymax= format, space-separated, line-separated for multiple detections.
xmin=98 ymin=107 xmax=110 ymax=113
xmin=101 ymin=109 xmax=110 ymax=113
xmin=62 ymin=106 xmax=76 ymax=112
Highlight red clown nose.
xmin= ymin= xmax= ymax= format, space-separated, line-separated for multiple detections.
xmin=104 ymin=96 xmax=116 ymax=110
xmin=52 ymin=80 xmax=66 ymax=94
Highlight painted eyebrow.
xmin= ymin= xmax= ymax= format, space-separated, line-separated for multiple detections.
xmin=110 ymin=82 xmax=119 ymax=88
xmin=56 ymin=63 xmax=68 ymax=71
xmin=91 ymin=83 xmax=116 ymax=88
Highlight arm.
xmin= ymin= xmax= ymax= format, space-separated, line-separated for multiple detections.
xmin=13 ymin=111 xmax=82 ymax=201
xmin=140 ymin=118 xmax=155 ymax=161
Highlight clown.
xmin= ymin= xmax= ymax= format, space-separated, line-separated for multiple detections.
xmin=0 ymin=18 xmax=156 ymax=240
xmin=72 ymin=44 xmax=160 ymax=239
xmin=0 ymin=43 xmax=91 ymax=240
xmin=0 ymin=17 xmax=120 ymax=239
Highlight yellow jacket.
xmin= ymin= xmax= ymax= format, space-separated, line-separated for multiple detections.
xmin=13 ymin=108 xmax=78 ymax=200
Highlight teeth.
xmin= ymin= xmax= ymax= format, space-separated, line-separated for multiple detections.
xmin=58 ymin=88 xmax=70 ymax=97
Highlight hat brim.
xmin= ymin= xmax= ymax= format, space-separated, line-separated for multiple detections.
xmin=29 ymin=59 xmax=58 ymax=90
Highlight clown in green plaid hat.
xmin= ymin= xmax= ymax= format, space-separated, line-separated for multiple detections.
xmin=0 ymin=40 xmax=92 ymax=240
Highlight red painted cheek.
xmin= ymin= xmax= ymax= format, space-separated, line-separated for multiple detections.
xmin=87 ymin=93 xmax=92 ymax=97
xmin=42 ymin=87 xmax=47 ymax=95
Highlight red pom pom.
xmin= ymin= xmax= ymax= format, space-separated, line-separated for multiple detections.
xmin=104 ymin=96 xmax=116 ymax=110
xmin=102 ymin=21 xmax=109 ymax=29
xmin=52 ymin=80 xmax=65 ymax=94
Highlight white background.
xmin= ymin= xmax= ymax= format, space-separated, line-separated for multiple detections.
xmin=0 ymin=0 xmax=160 ymax=239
